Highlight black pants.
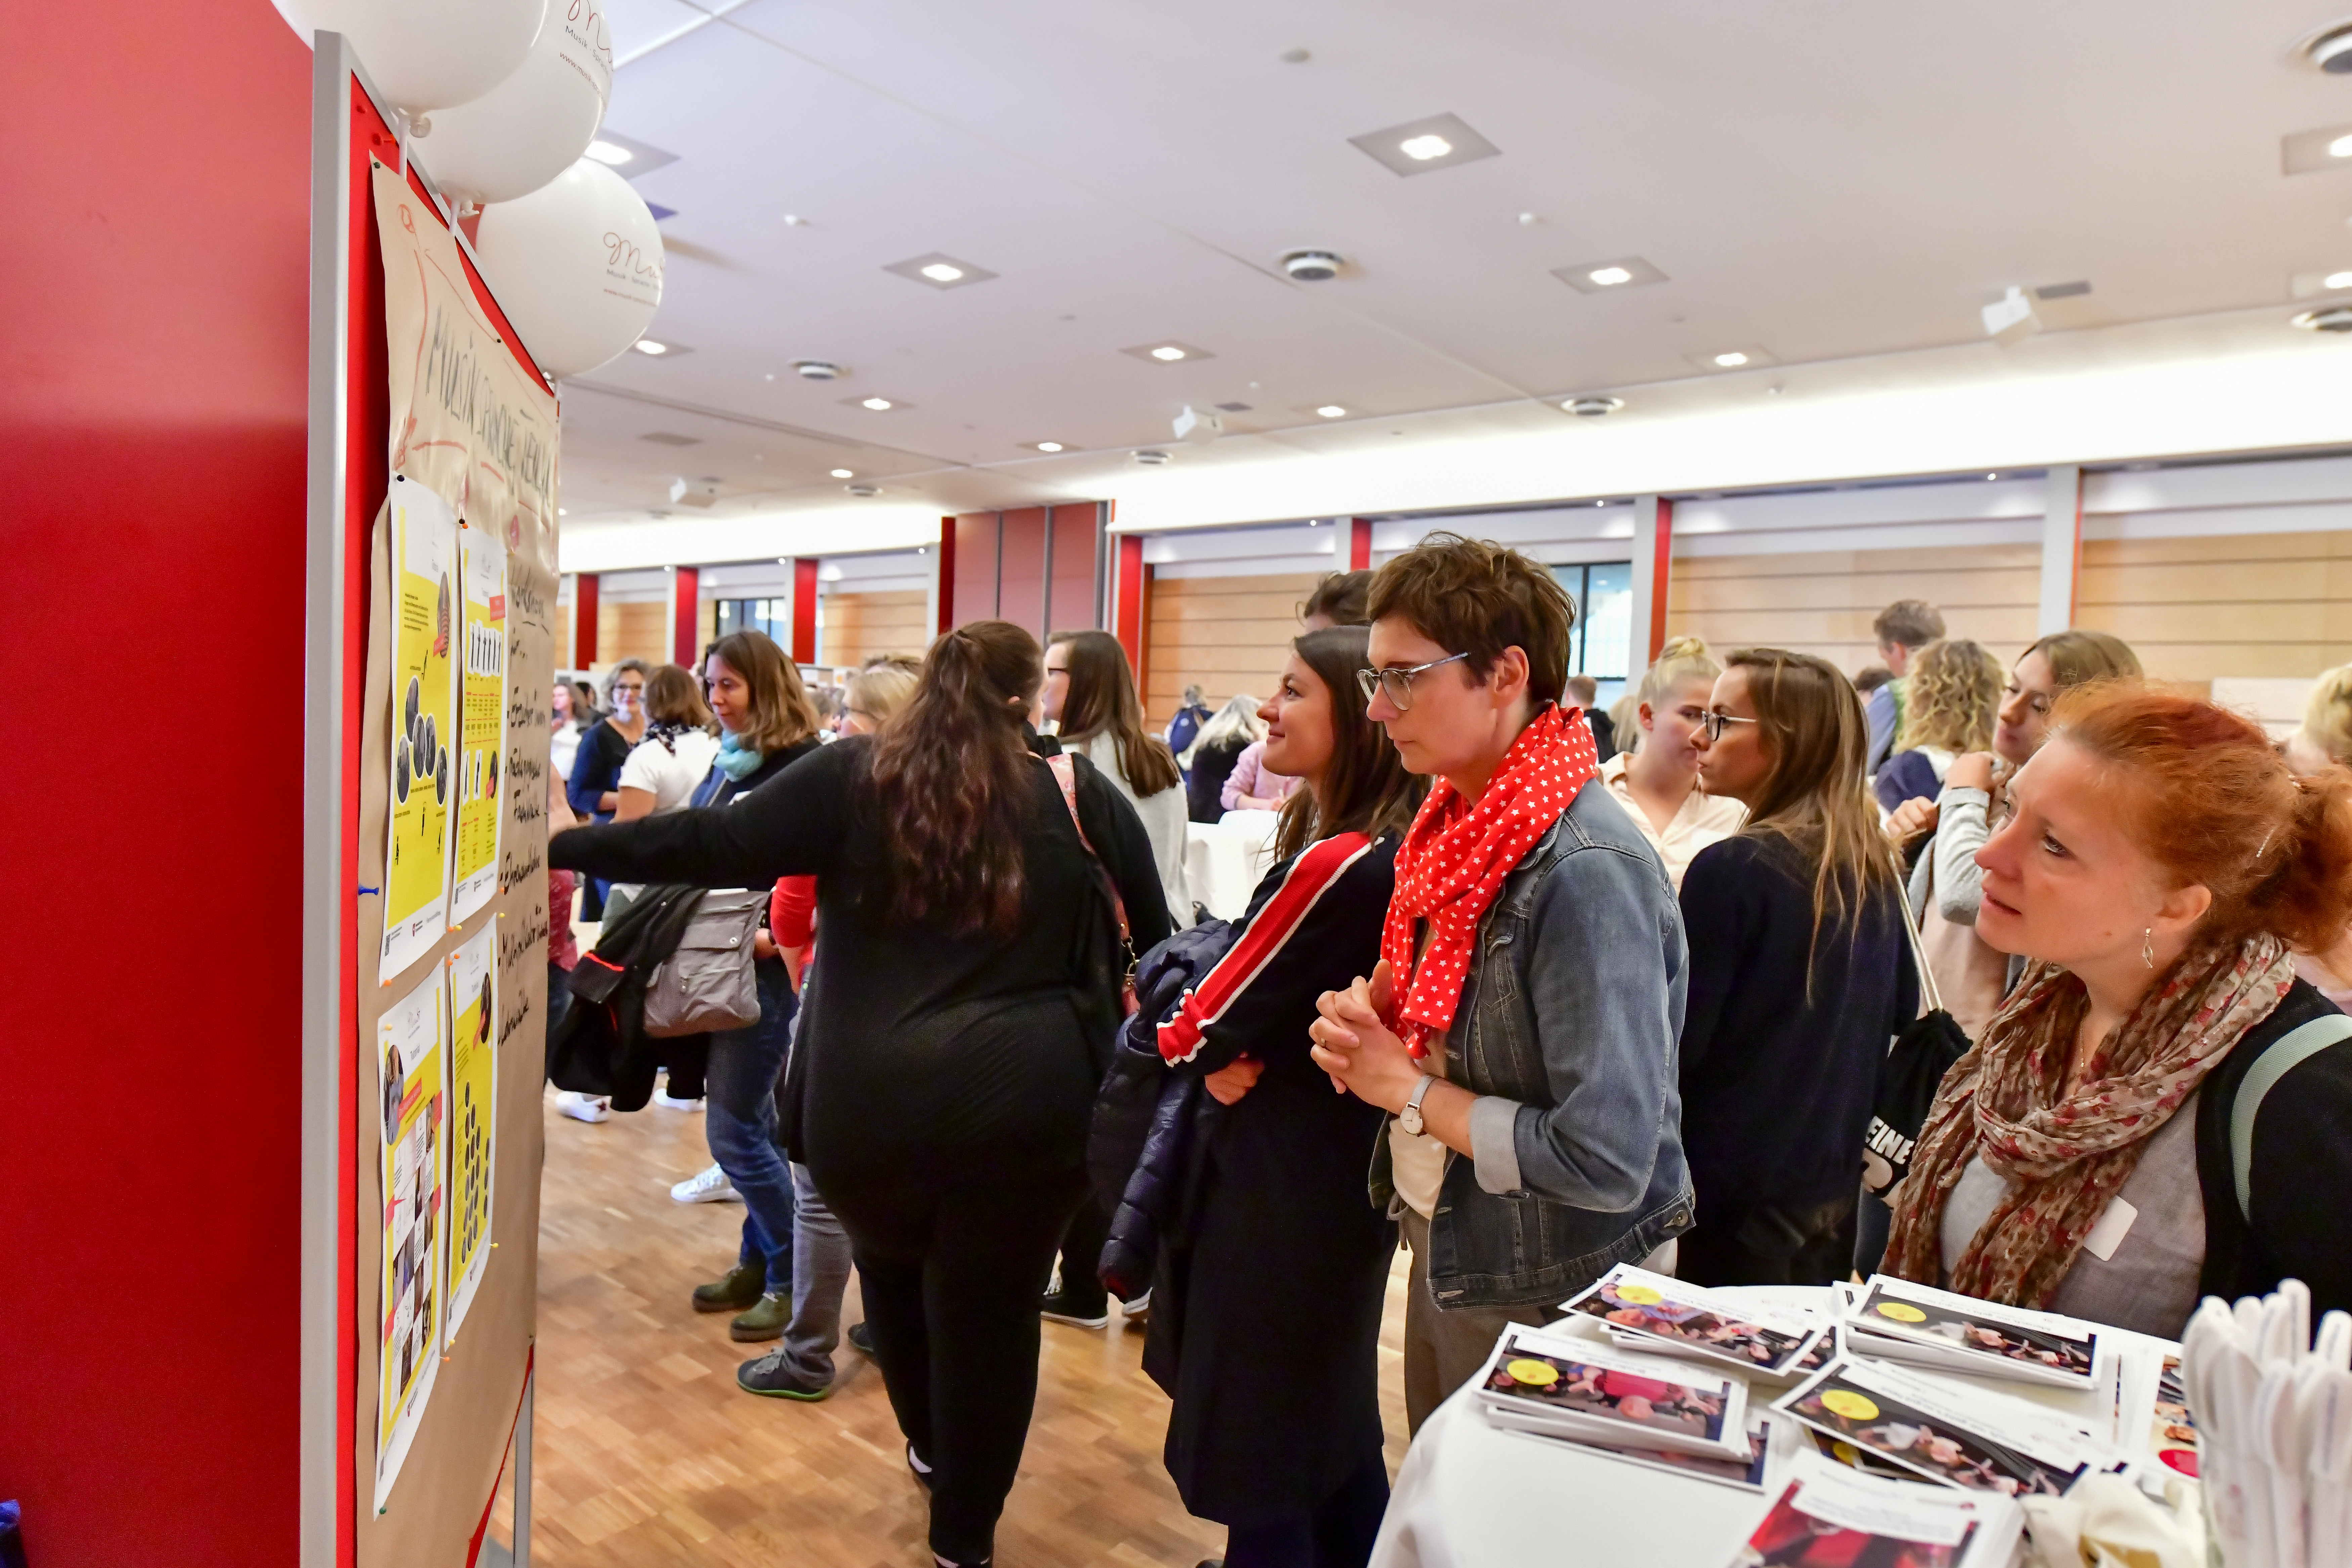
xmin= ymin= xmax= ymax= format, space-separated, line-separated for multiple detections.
xmin=824 ymin=1162 xmax=1088 ymax=1565
xmin=1221 ymin=1452 xmax=1390 ymax=1568
xmin=1678 ymin=1193 xmax=1858 ymax=1288
xmin=1054 ymin=1193 xmax=1114 ymax=1313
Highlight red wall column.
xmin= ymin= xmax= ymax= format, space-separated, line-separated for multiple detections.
xmin=1649 ymin=498 xmax=1675 ymax=662
xmin=1349 ymin=518 xmax=1373 ymax=572
xmin=792 ymin=557 xmax=820 ymax=665
xmin=670 ymin=566 xmax=699 ymax=665
xmin=936 ymin=516 xmax=956 ymax=633
xmin=575 ymin=572 xmax=600 ymax=666
xmin=1113 ymin=534 xmax=1146 ymax=680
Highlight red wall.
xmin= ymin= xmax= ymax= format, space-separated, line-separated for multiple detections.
xmin=952 ymin=513 xmax=1000 ymax=628
xmin=0 ymin=7 xmax=312 ymax=1566
xmin=1046 ymin=503 xmax=1100 ymax=638
xmin=997 ymin=507 xmax=1049 ymax=637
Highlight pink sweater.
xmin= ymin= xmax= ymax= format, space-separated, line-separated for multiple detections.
xmin=1220 ymin=739 xmax=1301 ymax=812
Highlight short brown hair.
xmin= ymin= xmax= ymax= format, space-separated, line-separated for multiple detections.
xmin=1366 ymin=533 xmax=1577 ymax=706
xmin=1872 ymin=599 xmax=1945 ymax=650
xmin=642 ymin=664 xmax=714 ymax=729
xmin=1301 ymin=569 xmax=1373 ymax=626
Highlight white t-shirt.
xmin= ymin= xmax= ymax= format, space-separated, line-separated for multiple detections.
xmin=1070 ymin=732 xmax=1196 ymax=930
xmin=618 ymin=728 xmax=721 ymax=815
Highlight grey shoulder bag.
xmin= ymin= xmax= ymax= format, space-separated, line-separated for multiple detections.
xmin=642 ymin=888 xmax=767 ymax=1037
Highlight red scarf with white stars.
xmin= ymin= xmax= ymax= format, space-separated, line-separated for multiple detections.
xmin=1382 ymin=703 xmax=1598 ymax=1056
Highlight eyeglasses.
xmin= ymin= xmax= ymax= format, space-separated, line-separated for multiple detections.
xmin=1356 ymin=652 xmax=1470 ymax=712
xmin=1698 ymin=711 xmax=1758 ymax=743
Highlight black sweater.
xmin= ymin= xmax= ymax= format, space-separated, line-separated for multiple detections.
xmin=1677 ymin=833 xmax=1917 ymax=1214
xmin=550 ymin=738 xmax=1173 ymax=1181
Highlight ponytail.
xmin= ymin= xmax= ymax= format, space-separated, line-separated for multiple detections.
xmin=2255 ymin=769 xmax=2352 ymax=953
xmin=865 ymin=621 xmax=1042 ymax=933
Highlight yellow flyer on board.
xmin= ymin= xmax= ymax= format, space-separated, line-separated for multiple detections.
xmin=374 ymin=965 xmax=447 ymax=1512
xmin=449 ymin=521 xmax=507 ymax=926
xmin=380 ymin=476 xmax=458 ymax=984
xmin=443 ymin=922 xmax=498 ymax=1339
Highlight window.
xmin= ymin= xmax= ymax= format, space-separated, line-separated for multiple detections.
xmin=715 ymin=598 xmax=791 ymax=647
xmin=1552 ymin=562 xmax=1633 ymax=707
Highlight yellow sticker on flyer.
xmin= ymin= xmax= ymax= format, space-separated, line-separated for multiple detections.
xmin=1504 ymin=1358 xmax=1561 ymax=1388
xmin=1615 ymin=1284 xmax=1665 ymax=1305
xmin=1875 ymin=1302 xmax=1929 ymax=1323
xmin=1821 ymin=1390 xmax=1880 ymax=1421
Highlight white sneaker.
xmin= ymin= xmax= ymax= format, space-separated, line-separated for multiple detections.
xmin=671 ymin=1163 xmax=741 ymax=1204
xmin=556 ymin=1091 xmax=610 ymax=1124
xmin=652 ymin=1089 xmax=705 ymax=1111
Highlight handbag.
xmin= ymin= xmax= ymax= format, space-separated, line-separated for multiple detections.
xmin=641 ymin=888 xmax=768 ymax=1037
xmin=1856 ymin=866 xmax=1974 ymax=1271
xmin=1042 ymin=753 xmax=1140 ymax=1024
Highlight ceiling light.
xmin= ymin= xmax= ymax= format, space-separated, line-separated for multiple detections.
xmin=1713 ymin=351 xmax=1749 ymax=368
xmin=1152 ymin=345 xmax=1186 ymax=362
xmin=1316 ymin=405 xmax=1347 ymax=418
xmin=1132 ymin=449 xmax=1172 ymax=465
xmin=584 ymin=139 xmax=633 ymax=166
xmin=884 ymin=253 xmax=997 ymax=289
xmin=1400 ymin=133 xmax=1453 ymax=160
xmin=2328 ymin=271 xmax=2352 ymax=289
xmin=2333 ymin=134 xmax=2352 ymax=158
xmin=1035 ymin=441 xmax=1064 ymax=452
xmin=861 ymin=397 xmax=893 ymax=411
xmin=1986 ymin=472 xmax=1999 ymax=480
xmin=919 ymin=262 xmax=964 ymax=283
xmin=1348 ymin=114 xmax=1500 ymax=177
xmin=1122 ymin=341 xmax=1214 ymax=365
xmin=557 ymin=507 xmax=566 ymax=515
xmin=830 ymin=468 xmax=853 ymax=478
xmin=1588 ymin=266 xmax=1633 ymax=286
xmin=1554 ymin=256 xmax=1668 ymax=294
xmin=1564 ymin=396 xmax=1624 ymax=417
xmin=2294 ymin=305 xmax=2352 ymax=332
xmin=634 ymin=339 xmax=669 ymax=355
xmin=794 ymin=360 xmax=844 ymax=380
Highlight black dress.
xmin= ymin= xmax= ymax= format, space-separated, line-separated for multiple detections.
xmin=1186 ymin=736 xmax=1247 ymax=823
xmin=1147 ymin=832 xmax=1398 ymax=1528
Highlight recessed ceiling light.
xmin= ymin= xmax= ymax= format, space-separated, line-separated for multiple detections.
xmin=1316 ymin=405 xmax=1347 ymax=418
xmin=830 ymin=468 xmax=854 ymax=478
xmin=861 ymin=397 xmax=893 ymax=411
xmin=1348 ymin=113 xmax=1500 ymax=177
xmin=585 ymin=139 xmax=633 ymax=166
xmin=920 ymin=262 xmax=965 ymax=283
xmin=1121 ymin=341 xmax=1214 ymax=365
xmin=1035 ymin=441 xmax=1064 ymax=452
xmin=1399 ymin=133 xmax=1453 ymax=161
xmin=884 ymin=253 xmax=997 ymax=289
xmin=557 ymin=507 xmax=567 ymax=515
xmin=2334 ymin=134 xmax=2352 ymax=158
xmin=1553 ymin=256 xmax=1669 ymax=294
xmin=634 ymin=339 xmax=669 ymax=355
xmin=2328 ymin=270 xmax=2352 ymax=289
xmin=1713 ymin=351 xmax=1749 ymax=368
xmin=1986 ymin=472 xmax=1999 ymax=480
xmin=1152 ymin=346 xmax=1186 ymax=361
xmin=1588 ymin=266 xmax=1633 ymax=286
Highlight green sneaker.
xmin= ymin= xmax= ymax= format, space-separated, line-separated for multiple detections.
xmin=730 ymin=1290 xmax=791 ymax=1343
xmin=691 ymin=1263 xmax=764 ymax=1315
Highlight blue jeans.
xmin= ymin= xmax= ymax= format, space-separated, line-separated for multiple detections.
xmin=707 ymin=954 xmax=797 ymax=1291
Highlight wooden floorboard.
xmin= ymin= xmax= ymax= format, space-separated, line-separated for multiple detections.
xmin=509 ymin=1083 xmax=1413 ymax=1567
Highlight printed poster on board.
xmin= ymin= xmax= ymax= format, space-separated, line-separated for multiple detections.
xmin=375 ymin=965 xmax=448 ymax=1512
xmin=442 ymin=922 xmax=497 ymax=1339
xmin=449 ymin=521 xmax=507 ymax=926
xmin=379 ymin=477 xmax=459 ymax=984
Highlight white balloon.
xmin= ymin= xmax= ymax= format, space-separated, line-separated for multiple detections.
xmin=271 ymin=0 xmax=548 ymax=113
xmin=472 ymin=160 xmax=665 ymax=380
xmin=413 ymin=1 xmax=613 ymax=204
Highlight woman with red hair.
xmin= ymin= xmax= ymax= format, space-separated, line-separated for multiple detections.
xmin=1884 ymin=684 xmax=2352 ymax=1332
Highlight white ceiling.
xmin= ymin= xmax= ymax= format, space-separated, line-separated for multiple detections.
xmin=554 ymin=0 xmax=2352 ymax=557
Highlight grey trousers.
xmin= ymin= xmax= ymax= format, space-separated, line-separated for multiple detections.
xmin=778 ymin=1160 xmax=855 ymax=1386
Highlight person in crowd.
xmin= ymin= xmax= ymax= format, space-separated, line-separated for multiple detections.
xmin=1873 ymin=638 xmax=2004 ymax=814
xmin=1853 ymin=665 xmax=1894 ymax=701
xmin=1678 ymin=649 xmax=1917 ymax=1286
xmin=1567 ymin=673 xmax=1616 ymax=761
xmin=1187 ymin=695 xmax=1264 ymax=823
xmin=841 ymin=661 xmax=919 ymax=736
xmin=1606 ymin=690 xmax=1641 ymax=758
xmin=1148 ymin=624 xmax=1424 ymax=1568
xmin=1222 ymin=735 xmax=1302 ymax=812
xmin=1599 ymin=638 xmax=1747 ymax=890
xmin=1884 ymin=630 xmax=2143 ymax=1039
xmin=2283 ymin=663 xmax=2352 ymax=774
xmin=551 ymin=621 xmax=1173 ymax=1568
xmin=1886 ymin=684 xmax=2352 ymax=1330
xmin=1301 ymin=568 xmax=1373 ymax=629
xmin=1303 ymin=533 xmax=1692 ymax=1433
xmin=1864 ymin=599 xmax=1947 ymax=774
xmin=565 ymin=659 xmax=649 ymax=922
xmin=809 ymin=685 xmax=845 ymax=736
xmin=550 ymin=678 xmax=584 ymax=783
xmin=1164 ymin=683 xmax=1214 ymax=781
xmin=1044 ymin=629 xmax=1194 ymax=930
xmin=613 ymin=665 xmax=721 ymax=822
xmin=670 ymin=632 xmax=828 ymax=1347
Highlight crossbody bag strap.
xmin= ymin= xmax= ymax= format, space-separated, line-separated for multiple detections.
xmin=2230 ymin=1012 xmax=2352 ymax=1222
xmin=1890 ymin=851 xmax=1944 ymax=1019
xmin=1042 ymin=753 xmax=1130 ymax=942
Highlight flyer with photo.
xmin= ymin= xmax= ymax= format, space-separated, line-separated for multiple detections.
xmin=1774 ymin=1358 xmax=2116 ymax=1497
xmin=1476 ymin=1327 xmax=1751 ymax=1460
xmin=1844 ymin=1277 xmax=2100 ymax=1390
xmin=374 ymin=965 xmax=447 ymax=1512
xmin=441 ymin=922 xmax=497 ymax=1341
xmin=447 ymin=517 xmax=507 ymax=926
xmin=1566 ymin=1264 xmax=1826 ymax=1377
xmin=379 ymin=476 xmax=458 ymax=985
xmin=1728 ymin=1452 xmax=2022 ymax=1568
xmin=1489 ymin=1405 xmax=1779 ymax=1492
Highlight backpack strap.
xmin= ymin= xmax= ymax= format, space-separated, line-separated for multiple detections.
xmin=2230 ymin=1012 xmax=2352 ymax=1221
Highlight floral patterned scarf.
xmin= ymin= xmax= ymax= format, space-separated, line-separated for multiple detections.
xmin=1885 ymin=931 xmax=2294 ymax=1308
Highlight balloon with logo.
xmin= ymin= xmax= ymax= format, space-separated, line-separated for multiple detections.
xmin=471 ymin=160 xmax=665 ymax=379
xmin=412 ymin=0 xmax=614 ymax=205
xmin=269 ymin=0 xmax=548 ymax=114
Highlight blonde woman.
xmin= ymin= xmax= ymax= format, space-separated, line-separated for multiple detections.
xmin=2283 ymin=663 xmax=2352 ymax=774
xmin=1874 ymin=638 xmax=2004 ymax=812
xmin=1185 ymin=694 xmax=1264 ymax=823
xmin=1599 ymin=637 xmax=1747 ymax=889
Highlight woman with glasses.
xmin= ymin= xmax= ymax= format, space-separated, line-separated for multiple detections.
xmin=1599 ymin=637 xmax=1748 ymax=890
xmin=1677 ymin=649 xmax=1917 ymax=1286
xmin=565 ymin=658 xmax=650 ymax=922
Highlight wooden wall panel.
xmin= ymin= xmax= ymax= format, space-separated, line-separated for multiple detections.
xmin=2078 ymin=531 xmax=2352 ymax=685
xmin=1143 ymin=571 xmax=1320 ymax=722
xmin=555 ymin=602 xmax=574 ymax=670
xmin=593 ymin=600 xmax=668 ymax=671
xmin=821 ymin=589 xmax=930 ymax=671
xmin=1666 ymin=543 xmax=2042 ymax=675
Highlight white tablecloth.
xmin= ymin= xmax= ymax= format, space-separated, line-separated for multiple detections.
xmin=1185 ymin=812 xmax=1281 ymax=920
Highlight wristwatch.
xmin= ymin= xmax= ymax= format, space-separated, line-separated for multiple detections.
xmin=1399 ymin=1073 xmax=1437 ymax=1137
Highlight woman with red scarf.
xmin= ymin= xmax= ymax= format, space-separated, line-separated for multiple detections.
xmin=1308 ymin=534 xmax=1694 ymax=1432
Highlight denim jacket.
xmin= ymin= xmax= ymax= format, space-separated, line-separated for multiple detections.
xmin=1372 ymin=779 xmax=1694 ymax=1310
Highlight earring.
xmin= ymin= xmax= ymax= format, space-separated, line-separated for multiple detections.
xmin=2143 ymin=928 xmax=2155 ymax=969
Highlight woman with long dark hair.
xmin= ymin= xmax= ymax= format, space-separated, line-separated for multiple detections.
xmin=1150 ymin=625 xmax=1423 ymax=1568
xmin=551 ymin=621 xmax=1172 ymax=1568
xmin=1678 ymin=648 xmax=1917 ymax=1285
xmin=1044 ymin=628 xmax=1193 ymax=929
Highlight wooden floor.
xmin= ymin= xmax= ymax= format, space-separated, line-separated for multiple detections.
xmin=504 ymin=1084 xmax=1414 ymax=1567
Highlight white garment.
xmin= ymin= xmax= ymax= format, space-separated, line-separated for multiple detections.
xmin=1070 ymin=733 xmax=1196 ymax=929
xmin=1389 ymin=1035 xmax=1454 ymax=1219
xmin=618 ymin=729 xmax=721 ymax=815
xmin=1597 ymin=754 xmax=1747 ymax=891
xmin=550 ymin=723 xmax=582 ymax=786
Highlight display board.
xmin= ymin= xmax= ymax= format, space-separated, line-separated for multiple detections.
xmin=305 ymin=40 xmax=558 ymax=1567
